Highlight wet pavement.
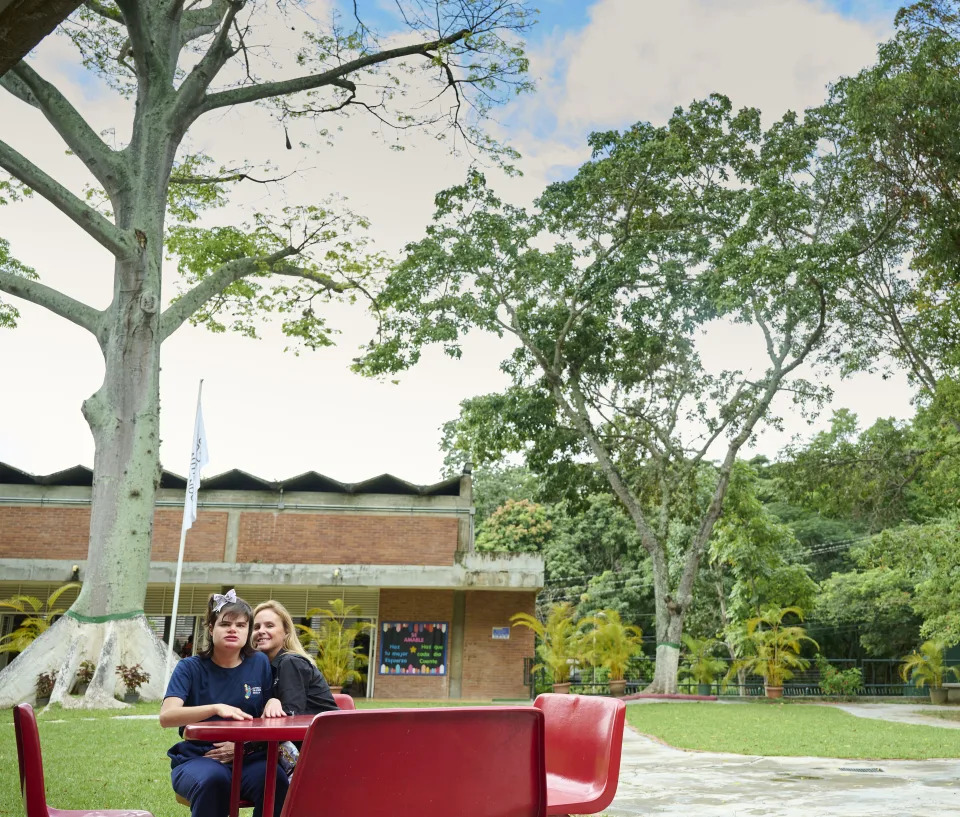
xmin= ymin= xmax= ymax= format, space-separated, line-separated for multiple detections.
xmin=606 ymin=702 xmax=960 ymax=817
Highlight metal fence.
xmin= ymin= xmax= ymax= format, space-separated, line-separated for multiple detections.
xmin=530 ymin=657 xmax=958 ymax=697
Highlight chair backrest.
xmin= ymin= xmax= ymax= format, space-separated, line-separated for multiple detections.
xmin=281 ymin=707 xmax=546 ymax=817
xmin=533 ymin=694 xmax=625 ymax=796
xmin=331 ymin=693 xmax=355 ymax=710
xmin=14 ymin=703 xmax=49 ymax=817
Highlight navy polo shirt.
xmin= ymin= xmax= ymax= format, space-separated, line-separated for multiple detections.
xmin=165 ymin=651 xmax=272 ymax=767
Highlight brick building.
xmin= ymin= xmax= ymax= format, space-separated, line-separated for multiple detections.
xmin=0 ymin=462 xmax=542 ymax=699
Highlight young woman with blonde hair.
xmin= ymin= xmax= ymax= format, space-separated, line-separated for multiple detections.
xmin=252 ymin=600 xmax=338 ymax=716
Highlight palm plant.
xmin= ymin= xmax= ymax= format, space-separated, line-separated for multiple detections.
xmin=579 ymin=609 xmax=644 ymax=683
xmin=511 ymin=602 xmax=579 ymax=685
xmin=297 ymin=599 xmax=374 ymax=689
xmin=727 ymin=605 xmax=817 ymax=697
xmin=0 ymin=582 xmax=80 ymax=655
xmin=680 ymin=634 xmax=727 ymax=691
xmin=900 ymin=640 xmax=959 ymax=701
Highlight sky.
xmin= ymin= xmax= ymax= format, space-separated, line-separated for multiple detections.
xmin=0 ymin=0 xmax=916 ymax=486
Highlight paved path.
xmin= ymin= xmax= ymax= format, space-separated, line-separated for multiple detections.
xmin=826 ymin=701 xmax=960 ymax=729
xmin=606 ymin=702 xmax=960 ymax=817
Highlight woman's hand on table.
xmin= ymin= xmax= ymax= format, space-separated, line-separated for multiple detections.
xmin=263 ymin=698 xmax=285 ymax=718
xmin=205 ymin=741 xmax=238 ymax=764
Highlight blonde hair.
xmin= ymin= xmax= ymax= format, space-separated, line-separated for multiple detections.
xmin=253 ymin=600 xmax=311 ymax=660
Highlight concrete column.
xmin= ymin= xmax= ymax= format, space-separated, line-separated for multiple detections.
xmin=458 ymin=464 xmax=474 ymax=556
xmin=448 ymin=590 xmax=466 ymax=698
xmin=224 ymin=510 xmax=241 ymax=562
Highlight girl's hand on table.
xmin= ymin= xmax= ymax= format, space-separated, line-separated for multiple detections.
xmin=213 ymin=704 xmax=253 ymax=720
xmin=263 ymin=698 xmax=285 ymax=718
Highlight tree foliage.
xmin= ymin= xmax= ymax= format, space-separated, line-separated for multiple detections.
xmin=828 ymin=0 xmax=960 ymax=423
xmin=363 ymin=93 xmax=859 ymax=691
xmin=475 ymin=498 xmax=552 ymax=553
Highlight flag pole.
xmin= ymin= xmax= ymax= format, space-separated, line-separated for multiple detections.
xmin=164 ymin=380 xmax=206 ymax=688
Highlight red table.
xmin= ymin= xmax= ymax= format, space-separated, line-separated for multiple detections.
xmin=183 ymin=715 xmax=315 ymax=817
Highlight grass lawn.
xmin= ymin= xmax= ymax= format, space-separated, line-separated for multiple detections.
xmin=0 ymin=699 xmax=498 ymax=816
xmin=626 ymin=702 xmax=960 ymax=759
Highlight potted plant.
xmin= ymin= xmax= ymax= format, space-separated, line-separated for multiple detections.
xmin=73 ymin=659 xmax=96 ymax=695
xmin=900 ymin=640 xmax=959 ymax=705
xmin=579 ymin=609 xmax=643 ymax=697
xmin=680 ymin=634 xmax=726 ymax=696
xmin=511 ymin=602 xmax=579 ymax=693
xmin=727 ymin=605 xmax=816 ymax=699
xmin=297 ymin=599 xmax=374 ymax=693
xmin=116 ymin=663 xmax=150 ymax=703
xmin=36 ymin=670 xmax=57 ymax=705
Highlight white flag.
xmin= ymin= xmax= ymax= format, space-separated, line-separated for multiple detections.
xmin=182 ymin=389 xmax=209 ymax=533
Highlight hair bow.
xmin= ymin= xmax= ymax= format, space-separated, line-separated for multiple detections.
xmin=212 ymin=588 xmax=237 ymax=613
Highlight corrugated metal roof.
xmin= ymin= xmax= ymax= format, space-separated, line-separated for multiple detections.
xmin=0 ymin=461 xmax=461 ymax=496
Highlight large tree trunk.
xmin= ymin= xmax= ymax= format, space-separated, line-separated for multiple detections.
xmin=644 ymin=552 xmax=683 ymax=694
xmin=0 ymin=205 xmax=173 ymax=708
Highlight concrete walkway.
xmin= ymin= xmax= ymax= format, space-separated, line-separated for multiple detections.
xmin=606 ymin=702 xmax=960 ymax=817
xmin=826 ymin=701 xmax=960 ymax=729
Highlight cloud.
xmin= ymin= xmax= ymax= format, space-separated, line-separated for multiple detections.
xmin=515 ymin=0 xmax=890 ymax=147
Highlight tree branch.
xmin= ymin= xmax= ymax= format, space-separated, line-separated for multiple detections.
xmin=83 ymin=0 xmax=123 ymax=22
xmin=173 ymin=0 xmax=243 ymax=125
xmin=0 ymin=139 xmax=133 ymax=259
xmin=198 ymin=29 xmax=470 ymax=115
xmin=179 ymin=0 xmax=231 ymax=45
xmin=159 ymin=246 xmax=349 ymax=340
xmin=0 ymin=271 xmax=103 ymax=337
xmin=2 ymin=62 xmax=123 ymax=196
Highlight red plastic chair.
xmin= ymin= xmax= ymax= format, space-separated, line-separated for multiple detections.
xmin=280 ymin=706 xmax=546 ymax=817
xmin=14 ymin=703 xmax=155 ymax=817
xmin=331 ymin=693 xmax=355 ymax=710
xmin=533 ymin=693 xmax=626 ymax=816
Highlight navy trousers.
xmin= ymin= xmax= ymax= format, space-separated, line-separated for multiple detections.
xmin=171 ymin=751 xmax=288 ymax=817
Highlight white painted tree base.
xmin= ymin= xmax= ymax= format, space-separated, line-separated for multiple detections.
xmin=0 ymin=614 xmax=174 ymax=709
xmin=644 ymin=644 xmax=681 ymax=695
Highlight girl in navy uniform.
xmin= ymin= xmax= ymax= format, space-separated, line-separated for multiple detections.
xmin=160 ymin=590 xmax=288 ymax=817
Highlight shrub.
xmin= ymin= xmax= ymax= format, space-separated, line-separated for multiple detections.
xmin=76 ymin=659 xmax=96 ymax=684
xmin=36 ymin=670 xmax=57 ymax=698
xmin=116 ymin=663 xmax=150 ymax=692
xmin=815 ymin=655 xmax=862 ymax=696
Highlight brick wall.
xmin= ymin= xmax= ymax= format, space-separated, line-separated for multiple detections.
xmin=150 ymin=510 xmax=228 ymax=560
xmin=461 ymin=591 xmax=536 ymax=700
xmin=236 ymin=513 xmax=457 ymax=565
xmin=0 ymin=506 xmax=226 ymax=561
xmin=374 ymin=589 xmax=453 ymax=699
xmin=0 ymin=506 xmax=89 ymax=558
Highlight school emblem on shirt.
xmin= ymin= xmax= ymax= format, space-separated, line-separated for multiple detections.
xmin=244 ymin=683 xmax=261 ymax=699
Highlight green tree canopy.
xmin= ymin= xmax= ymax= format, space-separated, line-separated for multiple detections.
xmin=360 ymin=94 xmax=870 ymax=691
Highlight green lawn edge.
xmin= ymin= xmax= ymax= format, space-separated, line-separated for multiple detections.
xmin=626 ymin=702 xmax=960 ymax=760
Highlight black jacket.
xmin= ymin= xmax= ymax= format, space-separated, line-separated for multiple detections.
xmin=270 ymin=651 xmax=339 ymax=715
